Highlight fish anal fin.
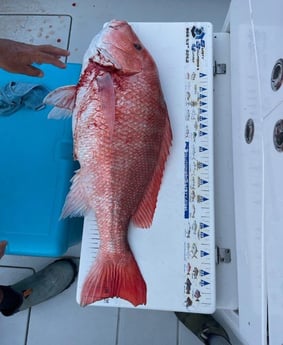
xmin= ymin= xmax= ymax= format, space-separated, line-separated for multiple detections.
xmin=61 ymin=170 xmax=90 ymax=218
xmin=80 ymin=251 xmax=146 ymax=307
xmin=132 ymin=116 xmax=172 ymax=228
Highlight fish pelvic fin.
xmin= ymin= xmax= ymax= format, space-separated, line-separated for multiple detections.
xmin=61 ymin=169 xmax=90 ymax=218
xmin=44 ymin=85 xmax=77 ymax=119
xmin=80 ymin=250 xmax=147 ymax=307
xmin=132 ymin=115 xmax=173 ymax=228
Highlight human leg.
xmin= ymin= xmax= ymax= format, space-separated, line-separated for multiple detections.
xmin=0 ymin=258 xmax=77 ymax=317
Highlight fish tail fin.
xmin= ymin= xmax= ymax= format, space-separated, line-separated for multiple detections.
xmin=81 ymin=251 xmax=146 ymax=307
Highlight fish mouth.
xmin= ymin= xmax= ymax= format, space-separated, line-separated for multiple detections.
xmin=84 ymin=20 xmax=141 ymax=75
xmin=93 ymin=47 xmax=122 ymax=70
xmin=107 ymin=20 xmax=127 ymax=30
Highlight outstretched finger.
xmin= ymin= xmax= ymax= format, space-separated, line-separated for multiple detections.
xmin=38 ymin=44 xmax=70 ymax=57
xmin=35 ymin=52 xmax=67 ymax=69
xmin=21 ymin=65 xmax=44 ymax=77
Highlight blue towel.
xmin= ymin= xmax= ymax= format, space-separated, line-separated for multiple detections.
xmin=0 ymin=82 xmax=49 ymax=116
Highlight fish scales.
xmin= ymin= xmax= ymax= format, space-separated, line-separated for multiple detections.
xmin=44 ymin=20 xmax=172 ymax=307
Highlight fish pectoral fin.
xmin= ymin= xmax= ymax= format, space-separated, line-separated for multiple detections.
xmin=47 ymin=106 xmax=73 ymax=119
xmin=44 ymin=85 xmax=77 ymax=119
xmin=97 ymin=73 xmax=115 ymax=139
xmin=61 ymin=170 xmax=90 ymax=218
xmin=132 ymin=116 xmax=172 ymax=228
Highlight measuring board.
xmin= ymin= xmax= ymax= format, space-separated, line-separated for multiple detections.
xmin=77 ymin=22 xmax=215 ymax=313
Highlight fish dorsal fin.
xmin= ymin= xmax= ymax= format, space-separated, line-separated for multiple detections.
xmin=44 ymin=85 xmax=77 ymax=119
xmin=96 ymin=72 xmax=115 ymax=139
xmin=132 ymin=115 xmax=172 ymax=228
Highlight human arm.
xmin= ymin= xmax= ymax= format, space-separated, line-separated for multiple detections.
xmin=0 ymin=39 xmax=70 ymax=77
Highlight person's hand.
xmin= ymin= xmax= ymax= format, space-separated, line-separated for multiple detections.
xmin=0 ymin=39 xmax=70 ymax=77
xmin=0 ymin=241 xmax=7 ymax=259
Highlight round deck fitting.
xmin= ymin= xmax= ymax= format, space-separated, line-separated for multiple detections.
xmin=273 ymin=119 xmax=283 ymax=152
xmin=271 ymin=59 xmax=283 ymax=91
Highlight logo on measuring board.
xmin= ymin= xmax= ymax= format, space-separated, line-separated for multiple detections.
xmin=191 ymin=26 xmax=205 ymax=39
xmin=191 ymin=26 xmax=205 ymax=51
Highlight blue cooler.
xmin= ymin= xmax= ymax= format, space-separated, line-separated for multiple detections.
xmin=0 ymin=63 xmax=83 ymax=256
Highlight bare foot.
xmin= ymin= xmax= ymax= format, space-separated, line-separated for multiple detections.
xmin=0 ymin=241 xmax=7 ymax=259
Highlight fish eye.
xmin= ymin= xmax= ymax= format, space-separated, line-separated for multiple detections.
xmin=133 ymin=43 xmax=142 ymax=51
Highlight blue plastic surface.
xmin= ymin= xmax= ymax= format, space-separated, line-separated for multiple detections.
xmin=0 ymin=63 xmax=83 ymax=257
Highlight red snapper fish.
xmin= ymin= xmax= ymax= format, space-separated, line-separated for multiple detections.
xmin=44 ymin=20 xmax=172 ymax=307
